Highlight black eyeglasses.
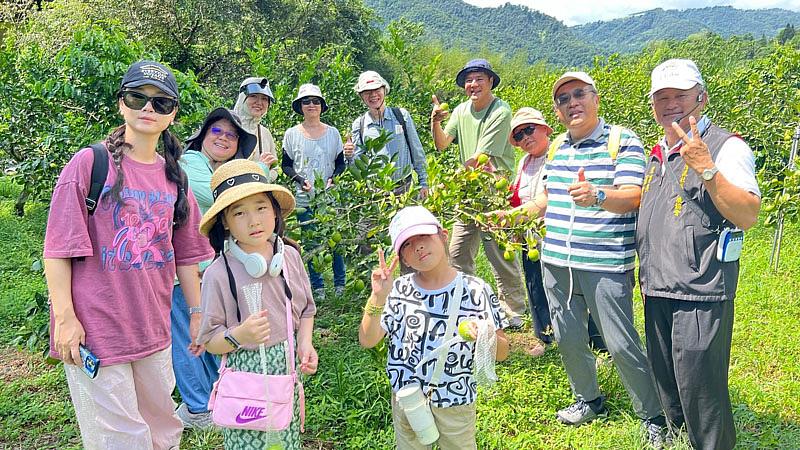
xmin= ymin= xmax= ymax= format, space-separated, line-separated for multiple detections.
xmin=300 ymin=97 xmax=322 ymax=106
xmin=209 ymin=126 xmax=238 ymax=140
xmin=120 ymin=90 xmax=178 ymax=115
xmin=512 ymin=125 xmax=537 ymax=142
xmin=555 ymin=87 xmax=596 ymax=107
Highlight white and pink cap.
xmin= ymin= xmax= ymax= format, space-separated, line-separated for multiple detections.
xmin=389 ymin=206 xmax=442 ymax=253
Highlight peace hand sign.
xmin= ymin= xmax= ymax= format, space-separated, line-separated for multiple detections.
xmin=370 ymin=248 xmax=399 ymax=302
xmin=671 ymin=116 xmax=714 ymax=175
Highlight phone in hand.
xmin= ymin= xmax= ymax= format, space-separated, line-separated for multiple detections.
xmin=79 ymin=344 xmax=100 ymax=379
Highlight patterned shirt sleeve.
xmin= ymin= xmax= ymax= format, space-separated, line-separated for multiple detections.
xmin=478 ymin=279 xmax=508 ymax=329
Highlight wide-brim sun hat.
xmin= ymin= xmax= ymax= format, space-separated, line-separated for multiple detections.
xmin=509 ymin=107 xmax=553 ymax=145
xmin=199 ymin=159 xmax=295 ymax=236
xmin=552 ymin=71 xmax=597 ymax=99
xmin=354 ymin=70 xmax=390 ymax=94
xmin=648 ymin=59 xmax=705 ymax=97
xmin=388 ymin=205 xmax=443 ymax=253
xmin=456 ymin=58 xmax=500 ymax=89
xmin=291 ymin=83 xmax=329 ymax=115
xmin=184 ymin=107 xmax=257 ymax=160
xmin=120 ymin=60 xmax=179 ymax=99
xmin=240 ymin=77 xmax=275 ymax=103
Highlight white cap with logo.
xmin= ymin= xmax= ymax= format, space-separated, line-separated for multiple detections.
xmin=648 ymin=59 xmax=705 ymax=97
xmin=354 ymin=71 xmax=390 ymax=94
xmin=389 ymin=206 xmax=442 ymax=253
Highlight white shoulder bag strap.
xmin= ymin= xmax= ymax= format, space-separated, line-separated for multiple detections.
xmin=428 ymin=273 xmax=464 ymax=389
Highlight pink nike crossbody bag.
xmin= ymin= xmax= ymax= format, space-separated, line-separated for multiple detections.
xmin=207 ymin=274 xmax=306 ymax=432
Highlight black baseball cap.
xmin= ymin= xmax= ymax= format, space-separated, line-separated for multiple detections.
xmin=119 ymin=60 xmax=179 ymax=99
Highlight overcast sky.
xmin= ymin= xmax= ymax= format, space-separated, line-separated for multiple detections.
xmin=463 ymin=0 xmax=800 ymax=25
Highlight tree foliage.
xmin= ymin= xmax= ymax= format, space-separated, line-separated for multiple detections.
xmin=0 ymin=1 xmax=798 ymax=253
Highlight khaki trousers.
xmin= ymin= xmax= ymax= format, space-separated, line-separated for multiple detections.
xmin=449 ymin=219 xmax=527 ymax=316
xmin=391 ymin=394 xmax=477 ymax=450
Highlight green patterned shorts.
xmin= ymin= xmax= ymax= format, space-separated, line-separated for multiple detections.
xmin=222 ymin=342 xmax=302 ymax=450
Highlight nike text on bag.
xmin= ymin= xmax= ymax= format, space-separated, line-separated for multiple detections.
xmin=207 ymin=367 xmax=296 ymax=431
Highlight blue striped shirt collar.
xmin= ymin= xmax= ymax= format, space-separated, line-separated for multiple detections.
xmin=566 ymin=118 xmax=607 ymax=146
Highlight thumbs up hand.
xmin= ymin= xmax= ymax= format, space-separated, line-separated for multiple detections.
xmin=567 ymin=167 xmax=598 ymax=207
xmin=343 ymin=133 xmax=355 ymax=159
xmin=431 ymin=94 xmax=449 ymax=124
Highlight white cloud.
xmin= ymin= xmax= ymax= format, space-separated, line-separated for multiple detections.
xmin=462 ymin=0 xmax=800 ymax=25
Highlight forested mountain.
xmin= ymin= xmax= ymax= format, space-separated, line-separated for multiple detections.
xmin=364 ymin=0 xmax=602 ymax=66
xmin=574 ymin=6 xmax=800 ymax=53
xmin=366 ymin=0 xmax=800 ymax=65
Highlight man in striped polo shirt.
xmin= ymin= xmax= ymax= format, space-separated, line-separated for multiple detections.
xmin=536 ymin=72 xmax=666 ymax=443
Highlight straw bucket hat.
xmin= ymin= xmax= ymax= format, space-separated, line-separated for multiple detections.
xmin=508 ymin=107 xmax=553 ymax=145
xmin=199 ymin=159 xmax=295 ymax=236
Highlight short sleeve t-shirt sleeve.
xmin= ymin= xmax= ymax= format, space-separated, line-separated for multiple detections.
xmin=613 ymin=129 xmax=647 ymax=187
xmin=714 ymin=137 xmax=761 ymax=196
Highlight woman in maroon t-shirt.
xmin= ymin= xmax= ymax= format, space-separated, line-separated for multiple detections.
xmin=43 ymin=61 xmax=213 ymax=449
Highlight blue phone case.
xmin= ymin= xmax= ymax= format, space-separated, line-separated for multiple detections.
xmin=79 ymin=344 xmax=100 ymax=379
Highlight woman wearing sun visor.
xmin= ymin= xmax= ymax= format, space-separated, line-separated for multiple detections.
xmin=234 ymin=77 xmax=280 ymax=182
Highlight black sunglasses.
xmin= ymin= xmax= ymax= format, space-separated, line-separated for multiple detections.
xmin=555 ymin=87 xmax=595 ymax=107
xmin=300 ymin=97 xmax=322 ymax=106
xmin=120 ymin=90 xmax=178 ymax=115
xmin=512 ymin=125 xmax=537 ymax=142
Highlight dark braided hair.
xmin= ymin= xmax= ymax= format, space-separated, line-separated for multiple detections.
xmin=161 ymin=129 xmax=189 ymax=229
xmin=103 ymin=124 xmax=188 ymax=229
xmin=105 ymin=124 xmax=131 ymax=205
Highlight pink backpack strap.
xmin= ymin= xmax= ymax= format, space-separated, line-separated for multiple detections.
xmin=279 ymin=269 xmax=306 ymax=432
xmin=297 ymin=379 xmax=306 ymax=432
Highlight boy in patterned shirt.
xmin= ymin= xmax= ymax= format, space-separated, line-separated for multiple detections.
xmin=359 ymin=206 xmax=509 ymax=449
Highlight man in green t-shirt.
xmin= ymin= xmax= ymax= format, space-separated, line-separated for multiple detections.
xmin=431 ymin=59 xmax=526 ymax=327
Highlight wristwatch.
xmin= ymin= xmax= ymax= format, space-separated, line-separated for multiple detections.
xmin=224 ymin=328 xmax=241 ymax=350
xmin=594 ymin=188 xmax=607 ymax=207
xmin=188 ymin=306 xmax=202 ymax=315
xmin=701 ymin=166 xmax=719 ymax=181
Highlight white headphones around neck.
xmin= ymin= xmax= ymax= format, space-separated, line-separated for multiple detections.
xmin=227 ymin=235 xmax=284 ymax=278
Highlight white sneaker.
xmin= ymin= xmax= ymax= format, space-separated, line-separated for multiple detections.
xmin=175 ymin=402 xmax=213 ymax=429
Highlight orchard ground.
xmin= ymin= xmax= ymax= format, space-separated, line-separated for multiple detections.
xmin=1 ymin=177 xmax=799 ymax=449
